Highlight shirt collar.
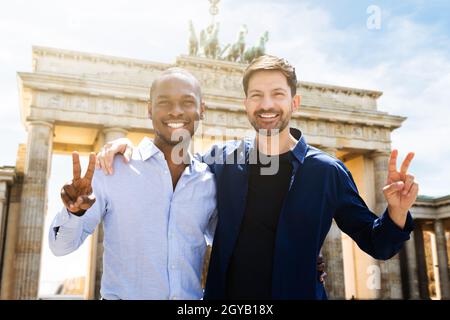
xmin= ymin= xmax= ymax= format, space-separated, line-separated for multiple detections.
xmin=289 ymin=128 xmax=308 ymax=164
xmin=138 ymin=137 xmax=199 ymax=173
xmin=138 ymin=137 xmax=161 ymax=161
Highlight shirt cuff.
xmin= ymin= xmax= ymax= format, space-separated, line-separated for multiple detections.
xmin=377 ymin=208 xmax=414 ymax=241
xmin=53 ymin=207 xmax=85 ymax=229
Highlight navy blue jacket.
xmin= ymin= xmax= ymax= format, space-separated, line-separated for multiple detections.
xmin=202 ymin=128 xmax=414 ymax=300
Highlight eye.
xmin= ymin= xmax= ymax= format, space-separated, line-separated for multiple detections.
xmin=183 ymin=100 xmax=196 ymax=107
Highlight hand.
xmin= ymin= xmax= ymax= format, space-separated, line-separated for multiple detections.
xmin=95 ymin=138 xmax=133 ymax=175
xmin=383 ymin=150 xmax=419 ymax=229
xmin=317 ymin=254 xmax=327 ymax=283
xmin=60 ymin=152 xmax=96 ymax=215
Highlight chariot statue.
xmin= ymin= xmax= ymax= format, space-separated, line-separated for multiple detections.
xmin=243 ymin=31 xmax=269 ymax=63
xmin=187 ymin=0 xmax=269 ymax=64
xmin=188 ymin=20 xmax=199 ymax=56
xmin=224 ymin=24 xmax=248 ymax=62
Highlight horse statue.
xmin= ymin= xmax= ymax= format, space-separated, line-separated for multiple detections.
xmin=243 ymin=31 xmax=269 ymax=63
xmin=188 ymin=20 xmax=199 ymax=56
xmin=199 ymin=29 xmax=207 ymax=56
xmin=202 ymin=22 xmax=221 ymax=59
xmin=224 ymin=24 xmax=248 ymax=62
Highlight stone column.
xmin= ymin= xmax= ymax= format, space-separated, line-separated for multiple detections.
xmin=321 ymin=147 xmax=346 ymax=299
xmin=0 ymin=179 xmax=11 ymax=286
xmin=434 ymin=219 xmax=450 ymax=299
xmin=372 ymin=150 xmax=403 ymax=299
xmin=372 ymin=151 xmax=390 ymax=215
xmin=1 ymin=146 xmax=25 ymax=300
xmin=414 ymin=223 xmax=430 ymax=299
xmin=91 ymin=127 xmax=128 ymax=299
xmin=404 ymin=228 xmax=420 ymax=299
xmin=0 ymin=181 xmax=9 ymax=254
xmin=0 ymin=170 xmax=15 ymax=272
xmin=13 ymin=121 xmax=53 ymax=299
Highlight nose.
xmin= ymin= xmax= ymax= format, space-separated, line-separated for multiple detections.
xmin=260 ymin=96 xmax=275 ymax=110
xmin=168 ymin=102 xmax=184 ymax=117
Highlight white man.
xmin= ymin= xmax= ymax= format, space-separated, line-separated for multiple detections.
xmin=96 ymin=55 xmax=418 ymax=299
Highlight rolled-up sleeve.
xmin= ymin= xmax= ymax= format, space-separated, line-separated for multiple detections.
xmin=48 ymin=172 xmax=107 ymax=256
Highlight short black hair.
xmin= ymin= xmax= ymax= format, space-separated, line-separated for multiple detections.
xmin=149 ymin=67 xmax=202 ymax=103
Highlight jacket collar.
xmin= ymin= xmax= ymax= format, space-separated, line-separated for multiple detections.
xmin=241 ymin=127 xmax=308 ymax=164
xmin=289 ymin=128 xmax=308 ymax=164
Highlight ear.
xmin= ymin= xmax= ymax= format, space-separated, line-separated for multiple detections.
xmin=199 ymin=101 xmax=206 ymax=120
xmin=292 ymin=94 xmax=301 ymax=112
xmin=148 ymin=101 xmax=153 ymax=119
xmin=243 ymin=97 xmax=249 ymax=110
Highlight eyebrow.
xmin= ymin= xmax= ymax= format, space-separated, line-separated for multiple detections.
xmin=156 ymin=94 xmax=197 ymax=99
xmin=272 ymin=88 xmax=288 ymax=92
xmin=248 ymin=88 xmax=288 ymax=94
xmin=181 ymin=95 xmax=197 ymax=99
xmin=248 ymin=89 xmax=263 ymax=94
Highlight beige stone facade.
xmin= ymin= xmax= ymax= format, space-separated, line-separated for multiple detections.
xmin=0 ymin=46 xmax=447 ymax=299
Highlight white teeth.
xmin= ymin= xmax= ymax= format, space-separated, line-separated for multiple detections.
xmin=260 ymin=113 xmax=277 ymax=118
xmin=167 ymin=123 xmax=185 ymax=128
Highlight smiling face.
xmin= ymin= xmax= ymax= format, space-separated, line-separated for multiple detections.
xmin=149 ymin=71 xmax=204 ymax=147
xmin=244 ymin=70 xmax=300 ymax=136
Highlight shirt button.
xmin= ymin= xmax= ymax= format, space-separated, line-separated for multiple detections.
xmin=171 ymin=265 xmax=175 ymax=269
xmin=172 ymin=296 xmax=177 ymax=300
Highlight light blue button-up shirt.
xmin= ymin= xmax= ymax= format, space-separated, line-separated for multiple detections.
xmin=49 ymin=137 xmax=217 ymax=300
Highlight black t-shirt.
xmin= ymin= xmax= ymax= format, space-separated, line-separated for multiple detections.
xmin=226 ymin=151 xmax=293 ymax=299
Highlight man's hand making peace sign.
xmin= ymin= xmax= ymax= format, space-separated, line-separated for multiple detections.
xmin=383 ymin=150 xmax=419 ymax=229
xmin=60 ymin=151 xmax=97 ymax=216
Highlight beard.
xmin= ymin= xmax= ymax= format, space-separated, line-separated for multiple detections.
xmin=248 ymin=109 xmax=291 ymax=136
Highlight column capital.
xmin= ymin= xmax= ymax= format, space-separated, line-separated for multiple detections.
xmin=0 ymin=168 xmax=16 ymax=185
xmin=102 ymin=127 xmax=129 ymax=135
xmin=321 ymin=146 xmax=338 ymax=157
xmin=370 ymin=149 xmax=391 ymax=159
xmin=0 ymin=180 xmax=8 ymax=201
xmin=371 ymin=149 xmax=391 ymax=159
xmin=26 ymin=120 xmax=54 ymax=130
xmin=102 ymin=127 xmax=129 ymax=147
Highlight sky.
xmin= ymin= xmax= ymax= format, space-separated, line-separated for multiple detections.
xmin=0 ymin=0 xmax=449 ymax=296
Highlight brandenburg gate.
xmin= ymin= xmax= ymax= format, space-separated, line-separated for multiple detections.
xmin=0 ymin=45 xmax=448 ymax=299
